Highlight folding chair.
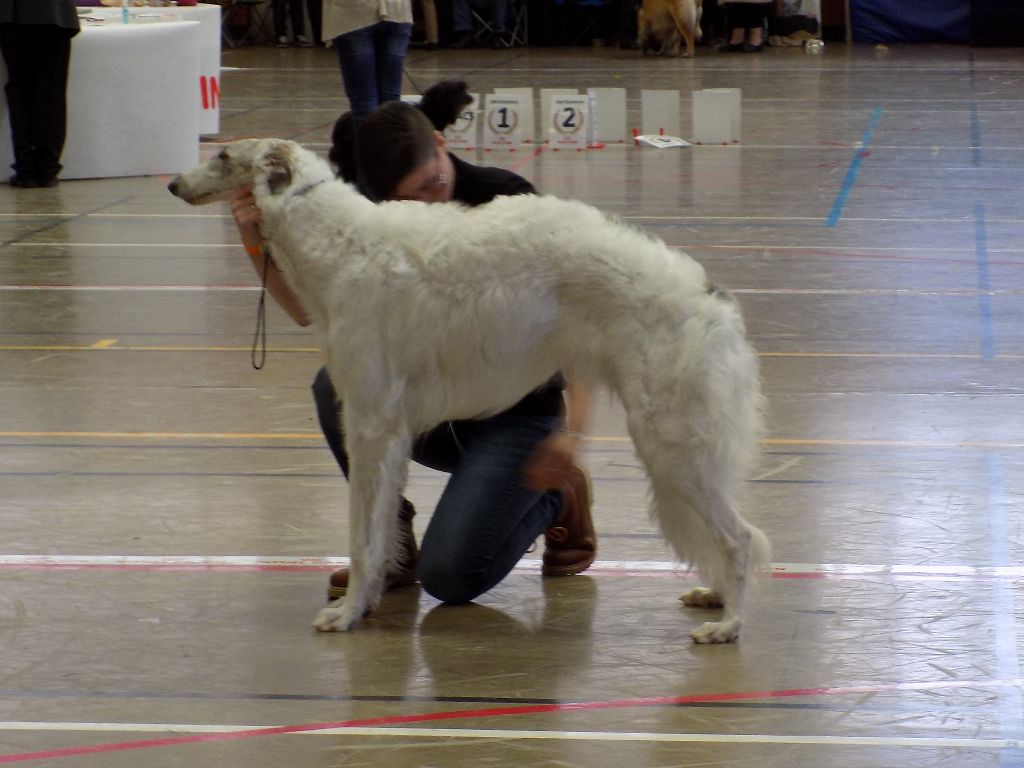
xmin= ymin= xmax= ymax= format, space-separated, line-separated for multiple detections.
xmin=505 ymin=0 xmax=528 ymax=46
xmin=221 ymin=0 xmax=274 ymax=48
xmin=470 ymin=0 xmax=528 ymax=47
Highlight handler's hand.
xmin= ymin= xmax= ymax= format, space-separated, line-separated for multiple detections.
xmin=523 ymin=431 xmax=581 ymax=491
xmin=229 ymin=187 xmax=263 ymax=252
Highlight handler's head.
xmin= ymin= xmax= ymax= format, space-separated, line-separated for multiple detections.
xmin=355 ymin=102 xmax=455 ymax=204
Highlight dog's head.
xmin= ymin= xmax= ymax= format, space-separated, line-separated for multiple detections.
xmin=168 ymin=138 xmax=301 ymax=205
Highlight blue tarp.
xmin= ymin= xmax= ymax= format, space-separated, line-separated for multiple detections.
xmin=850 ymin=0 xmax=969 ymax=43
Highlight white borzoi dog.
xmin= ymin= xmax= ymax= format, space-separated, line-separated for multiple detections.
xmin=169 ymin=139 xmax=769 ymax=643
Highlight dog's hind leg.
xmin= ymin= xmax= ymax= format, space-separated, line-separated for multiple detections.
xmin=313 ymin=412 xmax=412 ymax=632
xmin=643 ymin=462 xmax=769 ymax=644
xmin=667 ymin=1 xmax=697 ymax=56
xmin=621 ymin=327 xmax=768 ymax=642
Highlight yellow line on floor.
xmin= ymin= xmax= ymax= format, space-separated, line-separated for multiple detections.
xmin=1 ymin=343 xmax=1020 ymax=360
xmin=763 ymin=438 xmax=1024 ymax=449
xmin=0 ymin=344 xmax=320 ymax=353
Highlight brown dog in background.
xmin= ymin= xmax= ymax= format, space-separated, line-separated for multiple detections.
xmin=638 ymin=0 xmax=701 ymax=57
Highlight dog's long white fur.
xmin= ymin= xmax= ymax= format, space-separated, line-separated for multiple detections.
xmin=169 ymin=139 xmax=770 ymax=643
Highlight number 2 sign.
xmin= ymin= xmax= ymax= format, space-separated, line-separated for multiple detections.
xmin=548 ymin=95 xmax=592 ymax=150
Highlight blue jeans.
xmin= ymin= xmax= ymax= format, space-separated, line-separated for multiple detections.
xmin=333 ymin=21 xmax=412 ymax=125
xmin=312 ymin=368 xmax=564 ymax=604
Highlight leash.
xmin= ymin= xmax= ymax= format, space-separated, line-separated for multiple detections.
xmin=248 ymin=181 xmax=325 ymax=370
xmin=251 ymin=248 xmax=270 ymax=369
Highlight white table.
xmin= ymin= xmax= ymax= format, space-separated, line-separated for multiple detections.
xmin=0 ymin=19 xmax=201 ymax=180
xmin=81 ymin=4 xmax=222 ymax=134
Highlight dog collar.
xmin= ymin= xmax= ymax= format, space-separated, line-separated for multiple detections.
xmin=289 ymin=179 xmax=326 ymax=198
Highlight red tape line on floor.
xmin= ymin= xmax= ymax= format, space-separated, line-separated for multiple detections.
xmin=3 ymin=679 xmax=1022 ymax=764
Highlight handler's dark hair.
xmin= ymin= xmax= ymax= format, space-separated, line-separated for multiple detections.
xmin=355 ymin=101 xmax=438 ymax=202
xmin=327 ymin=111 xmax=358 ymax=183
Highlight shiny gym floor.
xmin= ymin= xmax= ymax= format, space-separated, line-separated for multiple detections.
xmin=2 ymin=38 xmax=1023 ymax=768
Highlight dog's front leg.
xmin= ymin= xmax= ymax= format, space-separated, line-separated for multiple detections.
xmin=314 ymin=416 xmax=411 ymax=632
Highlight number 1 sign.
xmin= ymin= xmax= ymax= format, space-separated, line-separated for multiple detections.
xmin=483 ymin=94 xmax=524 ymax=151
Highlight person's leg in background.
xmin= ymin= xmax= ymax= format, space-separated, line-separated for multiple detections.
xmin=720 ymin=3 xmax=748 ymax=50
xmin=1 ymin=25 xmax=37 ymax=185
xmin=371 ymin=21 xmax=412 ymax=104
xmin=335 ymin=25 xmax=383 ymax=125
xmin=32 ymin=26 xmax=72 ymax=185
xmin=306 ymin=0 xmax=323 ymax=45
xmin=720 ymin=3 xmax=766 ymax=51
xmin=421 ymin=0 xmax=439 ymax=48
xmin=0 ymin=24 xmax=72 ymax=187
xmin=289 ymin=0 xmax=312 ymax=45
xmin=272 ymin=0 xmax=292 ymax=45
xmin=450 ymin=0 xmax=475 ymax=47
xmin=743 ymin=2 xmax=766 ymax=49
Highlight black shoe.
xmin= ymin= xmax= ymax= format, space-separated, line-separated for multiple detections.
xmin=9 ymin=174 xmax=39 ymax=188
xmin=718 ymin=42 xmax=744 ymax=52
xmin=449 ymin=32 xmax=475 ymax=49
xmin=742 ymin=42 xmax=764 ymax=52
xmin=326 ymin=500 xmax=418 ymax=600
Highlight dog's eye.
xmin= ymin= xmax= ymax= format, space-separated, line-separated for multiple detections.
xmin=217 ymin=149 xmax=229 ymax=161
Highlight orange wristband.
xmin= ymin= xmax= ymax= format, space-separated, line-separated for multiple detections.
xmin=245 ymin=244 xmax=262 ymax=258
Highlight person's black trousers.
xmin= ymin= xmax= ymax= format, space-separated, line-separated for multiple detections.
xmin=0 ymin=23 xmax=74 ymax=183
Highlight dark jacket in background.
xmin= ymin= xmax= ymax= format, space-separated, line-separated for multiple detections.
xmin=0 ymin=0 xmax=81 ymax=31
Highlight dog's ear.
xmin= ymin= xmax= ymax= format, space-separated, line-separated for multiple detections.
xmin=258 ymin=142 xmax=293 ymax=195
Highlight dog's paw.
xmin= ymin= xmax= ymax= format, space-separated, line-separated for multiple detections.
xmin=680 ymin=587 xmax=724 ymax=608
xmin=690 ymin=619 xmax=740 ymax=644
xmin=312 ymin=600 xmax=368 ymax=632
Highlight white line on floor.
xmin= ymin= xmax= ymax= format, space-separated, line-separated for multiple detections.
xmin=3 ymin=285 xmax=1023 ymax=297
xmin=0 ymin=722 xmax=1019 ymax=749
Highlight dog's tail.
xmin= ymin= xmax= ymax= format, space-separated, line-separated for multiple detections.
xmin=624 ymin=289 xmax=767 ymax=598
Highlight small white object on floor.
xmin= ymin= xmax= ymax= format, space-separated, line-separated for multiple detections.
xmin=634 ymin=134 xmax=691 ymax=148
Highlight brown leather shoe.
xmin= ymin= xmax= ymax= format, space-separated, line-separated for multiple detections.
xmin=542 ymin=463 xmax=596 ymax=577
xmin=326 ymin=503 xmax=419 ymax=600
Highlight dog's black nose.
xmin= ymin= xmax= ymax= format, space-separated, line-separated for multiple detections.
xmin=167 ymin=178 xmax=180 ymax=195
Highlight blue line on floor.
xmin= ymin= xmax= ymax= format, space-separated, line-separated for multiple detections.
xmin=987 ymin=456 xmax=1024 ymax=767
xmin=969 ymin=53 xmax=982 ymax=167
xmin=970 ymin=103 xmax=982 ymax=167
xmin=975 ymin=202 xmax=996 ymax=360
xmin=826 ymin=107 xmax=883 ymax=228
